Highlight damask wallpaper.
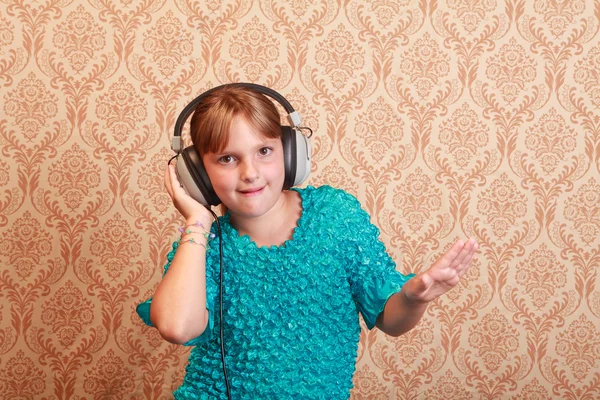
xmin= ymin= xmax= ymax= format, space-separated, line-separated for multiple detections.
xmin=1 ymin=0 xmax=599 ymax=398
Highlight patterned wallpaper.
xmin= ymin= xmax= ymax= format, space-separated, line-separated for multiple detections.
xmin=1 ymin=0 xmax=600 ymax=398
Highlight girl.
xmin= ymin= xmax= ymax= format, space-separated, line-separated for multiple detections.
xmin=136 ymin=84 xmax=478 ymax=399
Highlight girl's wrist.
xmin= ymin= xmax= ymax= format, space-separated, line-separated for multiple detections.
xmin=179 ymin=219 xmax=214 ymax=237
xmin=177 ymin=217 xmax=216 ymax=248
xmin=185 ymin=215 xmax=213 ymax=226
xmin=401 ymin=277 xmax=430 ymax=306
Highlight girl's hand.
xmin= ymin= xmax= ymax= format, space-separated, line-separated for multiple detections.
xmin=403 ymin=238 xmax=478 ymax=304
xmin=164 ymin=163 xmax=212 ymax=222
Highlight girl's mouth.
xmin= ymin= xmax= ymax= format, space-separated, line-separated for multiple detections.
xmin=239 ymin=186 xmax=265 ymax=196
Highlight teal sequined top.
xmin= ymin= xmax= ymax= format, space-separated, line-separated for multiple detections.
xmin=136 ymin=186 xmax=413 ymax=399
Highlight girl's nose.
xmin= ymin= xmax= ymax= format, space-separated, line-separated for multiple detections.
xmin=240 ymin=160 xmax=258 ymax=182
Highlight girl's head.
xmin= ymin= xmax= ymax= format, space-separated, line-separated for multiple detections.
xmin=190 ymin=85 xmax=282 ymax=156
xmin=189 ymin=85 xmax=288 ymax=219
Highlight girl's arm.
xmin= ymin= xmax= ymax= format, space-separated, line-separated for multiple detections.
xmin=149 ymin=164 xmax=214 ymax=344
xmin=376 ymin=238 xmax=478 ymax=336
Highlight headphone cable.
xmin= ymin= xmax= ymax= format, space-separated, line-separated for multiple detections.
xmin=169 ymin=156 xmax=231 ymax=398
xmin=207 ymin=209 xmax=232 ymax=400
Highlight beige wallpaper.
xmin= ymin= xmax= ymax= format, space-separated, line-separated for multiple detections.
xmin=1 ymin=0 xmax=600 ymax=398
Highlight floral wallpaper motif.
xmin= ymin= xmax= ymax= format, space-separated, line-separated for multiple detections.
xmin=4 ymin=72 xmax=59 ymax=140
xmin=41 ymin=280 xmax=95 ymax=347
xmin=0 ymin=0 xmax=599 ymax=399
xmin=53 ymin=5 xmax=106 ymax=73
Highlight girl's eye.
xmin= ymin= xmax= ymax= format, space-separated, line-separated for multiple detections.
xmin=218 ymin=155 xmax=235 ymax=164
xmin=258 ymin=147 xmax=272 ymax=156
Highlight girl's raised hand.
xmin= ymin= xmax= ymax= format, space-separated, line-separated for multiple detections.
xmin=164 ymin=163 xmax=213 ymax=222
xmin=403 ymin=238 xmax=478 ymax=304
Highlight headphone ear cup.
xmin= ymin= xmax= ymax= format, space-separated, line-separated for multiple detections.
xmin=176 ymin=146 xmax=221 ymax=206
xmin=292 ymin=128 xmax=311 ymax=186
xmin=280 ymin=126 xmax=311 ymax=189
xmin=280 ymin=126 xmax=296 ymax=190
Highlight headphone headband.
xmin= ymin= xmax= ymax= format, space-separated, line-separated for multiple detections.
xmin=171 ymin=82 xmax=312 ymax=206
xmin=171 ymin=83 xmax=302 ymax=153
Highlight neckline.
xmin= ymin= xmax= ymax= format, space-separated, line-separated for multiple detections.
xmin=222 ymin=187 xmax=306 ymax=251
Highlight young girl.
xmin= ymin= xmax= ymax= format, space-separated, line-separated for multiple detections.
xmin=136 ymin=84 xmax=478 ymax=399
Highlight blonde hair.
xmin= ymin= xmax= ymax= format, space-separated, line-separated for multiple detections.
xmin=190 ymin=85 xmax=282 ymax=155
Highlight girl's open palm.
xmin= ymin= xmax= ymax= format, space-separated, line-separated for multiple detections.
xmin=405 ymin=239 xmax=478 ymax=303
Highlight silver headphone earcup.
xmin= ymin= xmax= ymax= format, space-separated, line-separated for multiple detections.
xmin=175 ymin=155 xmax=210 ymax=207
xmin=293 ymin=129 xmax=311 ymax=187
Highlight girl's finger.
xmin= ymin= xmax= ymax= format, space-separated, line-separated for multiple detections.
xmin=169 ymin=164 xmax=195 ymax=205
xmin=420 ymin=273 xmax=433 ymax=292
xmin=406 ymin=273 xmax=430 ymax=301
xmin=169 ymin=164 xmax=188 ymax=196
xmin=448 ymin=239 xmax=477 ymax=269
xmin=437 ymin=240 xmax=465 ymax=268
xmin=456 ymin=243 xmax=478 ymax=276
xmin=164 ymin=164 xmax=174 ymax=198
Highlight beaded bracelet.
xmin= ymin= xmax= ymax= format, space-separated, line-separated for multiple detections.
xmin=181 ymin=229 xmax=216 ymax=240
xmin=178 ymin=236 xmax=207 ymax=248
xmin=179 ymin=222 xmax=215 ymax=238
xmin=179 ymin=220 xmax=209 ymax=232
xmin=177 ymin=221 xmax=216 ymax=249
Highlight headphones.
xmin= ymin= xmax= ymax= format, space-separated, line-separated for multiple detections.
xmin=171 ymin=83 xmax=312 ymax=207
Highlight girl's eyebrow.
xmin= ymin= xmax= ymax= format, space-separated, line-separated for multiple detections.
xmin=216 ymin=138 xmax=278 ymax=156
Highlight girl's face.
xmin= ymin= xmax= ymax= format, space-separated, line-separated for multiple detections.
xmin=202 ymin=115 xmax=286 ymax=220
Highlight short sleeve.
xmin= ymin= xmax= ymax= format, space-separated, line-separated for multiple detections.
xmin=135 ymin=240 xmax=219 ymax=346
xmin=337 ymin=190 xmax=415 ymax=329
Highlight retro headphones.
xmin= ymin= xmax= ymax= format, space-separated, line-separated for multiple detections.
xmin=171 ymin=83 xmax=313 ymax=207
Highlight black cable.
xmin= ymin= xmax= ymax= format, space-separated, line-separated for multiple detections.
xmin=207 ymin=209 xmax=231 ymax=400
xmin=168 ymin=157 xmax=231 ymax=398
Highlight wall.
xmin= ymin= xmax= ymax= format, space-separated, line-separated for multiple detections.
xmin=0 ymin=0 xmax=599 ymax=398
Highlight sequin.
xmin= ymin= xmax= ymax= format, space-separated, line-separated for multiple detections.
xmin=136 ymin=186 xmax=414 ymax=399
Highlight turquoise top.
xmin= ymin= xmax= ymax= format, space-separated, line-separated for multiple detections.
xmin=136 ymin=185 xmax=413 ymax=399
